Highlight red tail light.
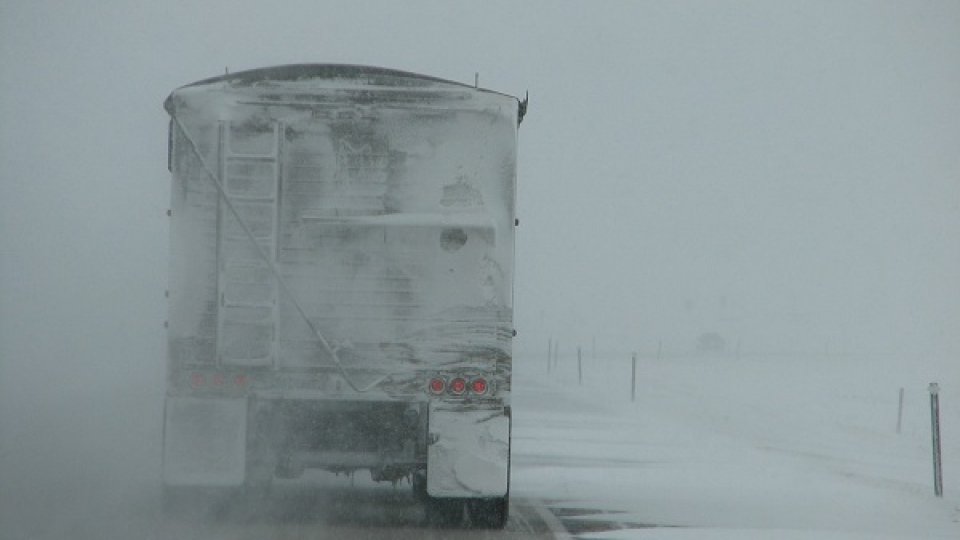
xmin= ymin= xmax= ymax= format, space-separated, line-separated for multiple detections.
xmin=234 ymin=374 xmax=248 ymax=387
xmin=190 ymin=372 xmax=206 ymax=388
xmin=471 ymin=377 xmax=488 ymax=395
xmin=212 ymin=373 xmax=226 ymax=386
xmin=449 ymin=378 xmax=467 ymax=395
xmin=428 ymin=374 xmax=491 ymax=397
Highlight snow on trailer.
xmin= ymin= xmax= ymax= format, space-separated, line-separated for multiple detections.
xmin=162 ymin=64 xmax=525 ymax=527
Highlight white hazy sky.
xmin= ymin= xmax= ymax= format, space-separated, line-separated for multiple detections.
xmin=2 ymin=0 xmax=959 ymax=381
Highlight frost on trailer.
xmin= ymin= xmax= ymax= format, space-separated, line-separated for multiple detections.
xmin=162 ymin=64 xmax=524 ymax=527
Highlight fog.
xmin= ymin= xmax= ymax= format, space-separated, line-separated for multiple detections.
xmin=2 ymin=1 xmax=959 ymax=537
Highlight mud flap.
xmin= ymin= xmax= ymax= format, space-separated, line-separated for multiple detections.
xmin=427 ymin=403 xmax=509 ymax=498
xmin=163 ymin=396 xmax=247 ymax=486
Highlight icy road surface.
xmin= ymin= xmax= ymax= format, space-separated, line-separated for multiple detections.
xmin=0 ymin=378 xmax=564 ymax=539
xmin=2 ymin=350 xmax=959 ymax=539
xmin=158 ymin=484 xmax=563 ymax=539
xmin=510 ymin=350 xmax=960 ymax=539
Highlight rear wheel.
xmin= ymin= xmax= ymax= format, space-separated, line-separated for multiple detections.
xmin=467 ymin=496 xmax=509 ymax=529
xmin=411 ymin=469 xmax=429 ymax=501
xmin=424 ymin=497 xmax=464 ymax=527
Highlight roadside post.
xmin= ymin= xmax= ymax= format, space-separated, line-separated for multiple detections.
xmin=929 ymin=382 xmax=943 ymax=497
xmin=577 ymin=347 xmax=582 ymax=386
xmin=547 ymin=339 xmax=552 ymax=374
xmin=896 ymin=387 xmax=904 ymax=434
xmin=554 ymin=341 xmax=559 ymax=372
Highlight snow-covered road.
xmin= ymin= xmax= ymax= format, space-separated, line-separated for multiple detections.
xmin=511 ymin=351 xmax=960 ymax=539
xmin=2 ymin=350 xmax=957 ymax=539
xmin=0 ymin=372 xmax=563 ymax=539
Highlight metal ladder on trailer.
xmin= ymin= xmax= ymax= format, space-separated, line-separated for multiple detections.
xmin=216 ymin=121 xmax=281 ymax=368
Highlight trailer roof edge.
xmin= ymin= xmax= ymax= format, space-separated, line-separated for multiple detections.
xmin=174 ymin=63 xmax=517 ymax=98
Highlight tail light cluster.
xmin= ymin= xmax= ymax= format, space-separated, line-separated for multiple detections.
xmin=428 ymin=375 xmax=489 ymax=397
xmin=190 ymin=371 xmax=248 ymax=389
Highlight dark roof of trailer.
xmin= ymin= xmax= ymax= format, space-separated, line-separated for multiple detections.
xmin=177 ymin=63 xmax=513 ymax=97
xmin=167 ymin=64 xmax=527 ymax=124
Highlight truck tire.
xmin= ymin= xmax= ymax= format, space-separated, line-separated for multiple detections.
xmin=425 ymin=497 xmax=464 ymax=527
xmin=467 ymin=496 xmax=509 ymax=529
xmin=411 ymin=469 xmax=429 ymax=502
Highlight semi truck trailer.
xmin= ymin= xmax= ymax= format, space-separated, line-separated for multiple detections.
xmin=161 ymin=64 xmax=524 ymax=527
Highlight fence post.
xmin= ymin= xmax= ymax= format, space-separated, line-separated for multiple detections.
xmin=547 ymin=339 xmax=552 ymax=374
xmin=631 ymin=353 xmax=637 ymax=402
xmin=554 ymin=341 xmax=559 ymax=371
xmin=929 ymin=382 xmax=943 ymax=497
xmin=577 ymin=347 xmax=582 ymax=385
xmin=896 ymin=387 xmax=904 ymax=434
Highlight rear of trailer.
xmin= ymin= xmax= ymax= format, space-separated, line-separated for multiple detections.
xmin=161 ymin=64 xmax=523 ymax=526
